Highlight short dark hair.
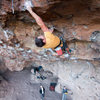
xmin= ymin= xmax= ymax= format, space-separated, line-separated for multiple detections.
xmin=35 ymin=37 xmax=45 ymax=47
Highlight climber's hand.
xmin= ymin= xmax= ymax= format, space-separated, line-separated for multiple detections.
xmin=26 ymin=6 xmax=32 ymax=12
xmin=24 ymin=1 xmax=33 ymax=11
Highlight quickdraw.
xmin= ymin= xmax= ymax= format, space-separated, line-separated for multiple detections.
xmin=12 ymin=0 xmax=14 ymax=14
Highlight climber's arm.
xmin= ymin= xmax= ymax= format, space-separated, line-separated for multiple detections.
xmin=27 ymin=7 xmax=49 ymax=32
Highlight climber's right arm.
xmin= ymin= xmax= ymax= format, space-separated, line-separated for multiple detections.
xmin=27 ymin=7 xmax=49 ymax=33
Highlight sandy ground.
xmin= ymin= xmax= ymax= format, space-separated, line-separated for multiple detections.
xmin=0 ymin=68 xmax=72 ymax=100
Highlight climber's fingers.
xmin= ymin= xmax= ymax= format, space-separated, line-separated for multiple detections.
xmin=26 ymin=6 xmax=32 ymax=12
xmin=24 ymin=0 xmax=34 ymax=10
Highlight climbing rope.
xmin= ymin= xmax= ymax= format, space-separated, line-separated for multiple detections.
xmin=12 ymin=0 xmax=14 ymax=14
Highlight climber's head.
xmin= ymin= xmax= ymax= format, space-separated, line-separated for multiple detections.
xmin=35 ymin=35 xmax=46 ymax=47
xmin=40 ymin=85 xmax=43 ymax=89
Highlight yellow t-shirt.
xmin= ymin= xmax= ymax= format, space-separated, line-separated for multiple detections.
xmin=43 ymin=31 xmax=60 ymax=49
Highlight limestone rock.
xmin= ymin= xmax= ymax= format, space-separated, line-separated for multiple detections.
xmin=69 ymin=42 xmax=100 ymax=60
xmin=0 ymin=76 xmax=10 ymax=99
xmin=0 ymin=1 xmax=99 ymax=100
xmin=42 ymin=60 xmax=100 ymax=100
xmin=0 ymin=56 xmax=7 ymax=74
xmin=90 ymin=31 xmax=100 ymax=52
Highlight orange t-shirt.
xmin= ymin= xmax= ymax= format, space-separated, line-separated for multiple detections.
xmin=43 ymin=31 xmax=60 ymax=49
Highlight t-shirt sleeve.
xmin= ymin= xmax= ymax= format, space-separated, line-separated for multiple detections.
xmin=44 ymin=31 xmax=53 ymax=38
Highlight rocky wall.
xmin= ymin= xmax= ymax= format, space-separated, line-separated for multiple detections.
xmin=0 ymin=0 xmax=100 ymax=71
xmin=41 ymin=60 xmax=100 ymax=100
xmin=0 ymin=0 xmax=100 ymax=100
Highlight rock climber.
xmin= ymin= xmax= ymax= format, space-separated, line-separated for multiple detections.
xmin=25 ymin=1 xmax=71 ymax=56
xmin=39 ymin=85 xmax=45 ymax=100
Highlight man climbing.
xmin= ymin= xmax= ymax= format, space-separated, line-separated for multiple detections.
xmin=25 ymin=1 xmax=71 ymax=56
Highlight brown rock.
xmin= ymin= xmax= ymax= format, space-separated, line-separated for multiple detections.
xmin=0 ymin=0 xmax=100 ymax=71
xmin=0 ymin=56 xmax=7 ymax=74
xmin=69 ymin=42 xmax=100 ymax=60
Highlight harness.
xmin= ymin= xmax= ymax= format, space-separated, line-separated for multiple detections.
xmin=54 ymin=36 xmax=71 ymax=55
xmin=65 ymin=92 xmax=68 ymax=94
xmin=54 ymin=37 xmax=68 ymax=51
xmin=54 ymin=40 xmax=62 ymax=49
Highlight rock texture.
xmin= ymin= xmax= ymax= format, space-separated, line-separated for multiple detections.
xmin=0 ymin=0 xmax=100 ymax=73
xmin=0 ymin=0 xmax=100 ymax=100
xmin=42 ymin=60 xmax=100 ymax=100
xmin=0 ymin=69 xmax=62 ymax=100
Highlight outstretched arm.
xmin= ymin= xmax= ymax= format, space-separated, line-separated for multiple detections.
xmin=27 ymin=7 xmax=49 ymax=32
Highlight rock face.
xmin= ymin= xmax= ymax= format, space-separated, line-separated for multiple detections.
xmin=0 ymin=0 xmax=100 ymax=78
xmin=0 ymin=0 xmax=100 ymax=100
xmin=0 ymin=0 xmax=60 ymax=15
xmin=41 ymin=60 xmax=100 ymax=100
